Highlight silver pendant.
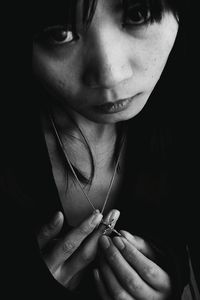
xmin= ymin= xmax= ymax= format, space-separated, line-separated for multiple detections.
xmin=101 ymin=220 xmax=121 ymax=236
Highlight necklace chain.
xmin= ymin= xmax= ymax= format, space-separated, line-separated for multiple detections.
xmin=49 ymin=113 xmax=125 ymax=215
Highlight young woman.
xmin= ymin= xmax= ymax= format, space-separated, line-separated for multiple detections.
xmin=1 ymin=0 xmax=195 ymax=299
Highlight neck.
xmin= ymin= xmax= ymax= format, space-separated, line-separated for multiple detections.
xmin=50 ymin=104 xmax=117 ymax=149
xmin=42 ymin=104 xmax=119 ymax=174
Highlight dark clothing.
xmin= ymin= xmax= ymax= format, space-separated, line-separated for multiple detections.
xmin=1 ymin=109 xmax=190 ymax=299
xmin=1 ymin=1 xmax=198 ymax=298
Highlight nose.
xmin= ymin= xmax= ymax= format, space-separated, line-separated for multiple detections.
xmin=82 ymin=27 xmax=133 ymax=89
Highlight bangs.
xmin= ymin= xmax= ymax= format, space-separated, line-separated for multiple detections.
xmin=32 ymin=0 xmax=98 ymax=36
xmin=123 ymin=0 xmax=179 ymax=23
xmin=32 ymin=0 xmax=179 ymax=36
xmin=32 ymin=1 xmax=76 ymax=35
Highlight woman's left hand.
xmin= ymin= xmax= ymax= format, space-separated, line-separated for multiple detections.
xmin=94 ymin=231 xmax=172 ymax=300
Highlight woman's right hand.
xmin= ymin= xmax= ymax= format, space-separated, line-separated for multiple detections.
xmin=37 ymin=209 xmax=120 ymax=290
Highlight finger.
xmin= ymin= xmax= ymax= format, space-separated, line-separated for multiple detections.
xmin=113 ymin=236 xmax=172 ymax=293
xmin=45 ymin=210 xmax=103 ymax=271
xmin=120 ymin=231 xmax=155 ymax=259
xmin=71 ymin=209 xmax=120 ymax=262
xmin=99 ymin=259 xmax=134 ymax=300
xmin=99 ymin=235 xmax=160 ymax=299
xmin=59 ymin=210 xmax=120 ymax=283
xmin=99 ymin=209 xmax=120 ymax=236
xmin=94 ymin=269 xmax=112 ymax=300
xmin=37 ymin=211 xmax=64 ymax=249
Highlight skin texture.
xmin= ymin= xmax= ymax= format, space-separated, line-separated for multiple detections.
xmin=33 ymin=0 xmax=178 ymax=126
xmin=95 ymin=233 xmax=172 ymax=299
xmin=37 ymin=209 xmax=120 ymax=290
xmin=33 ymin=0 xmax=179 ymax=298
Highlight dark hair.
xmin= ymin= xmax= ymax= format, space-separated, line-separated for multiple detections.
xmin=32 ymin=0 xmax=181 ymax=36
xmin=30 ymin=0 xmax=186 ymax=187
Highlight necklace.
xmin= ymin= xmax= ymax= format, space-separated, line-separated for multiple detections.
xmin=49 ymin=113 xmax=125 ymax=235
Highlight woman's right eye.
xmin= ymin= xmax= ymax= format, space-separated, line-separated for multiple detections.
xmin=37 ymin=26 xmax=79 ymax=46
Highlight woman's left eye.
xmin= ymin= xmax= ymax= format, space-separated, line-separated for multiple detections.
xmin=123 ymin=4 xmax=151 ymax=26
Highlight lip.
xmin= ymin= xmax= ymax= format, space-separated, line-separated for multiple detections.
xmin=94 ymin=95 xmax=138 ymax=114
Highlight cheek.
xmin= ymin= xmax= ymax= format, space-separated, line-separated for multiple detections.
xmin=139 ymin=40 xmax=175 ymax=90
xmin=145 ymin=50 xmax=167 ymax=80
xmin=33 ymin=47 xmax=81 ymax=99
xmin=132 ymin=17 xmax=178 ymax=90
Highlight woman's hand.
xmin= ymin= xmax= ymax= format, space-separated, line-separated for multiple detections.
xmin=94 ymin=231 xmax=172 ymax=300
xmin=37 ymin=209 xmax=120 ymax=289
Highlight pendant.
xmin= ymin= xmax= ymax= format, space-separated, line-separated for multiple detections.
xmin=101 ymin=220 xmax=121 ymax=236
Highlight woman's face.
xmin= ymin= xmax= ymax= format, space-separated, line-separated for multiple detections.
xmin=32 ymin=0 xmax=178 ymax=124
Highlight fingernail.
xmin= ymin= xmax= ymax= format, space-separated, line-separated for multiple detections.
xmin=113 ymin=237 xmax=125 ymax=250
xmin=91 ymin=210 xmax=103 ymax=226
xmin=100 ymin=235 xmax=110 ymax=249
xmin=93 ymin=209 xmax=100 ymax=215
xmin=104 ymin=209 xmax=120 ymax=225
xmin=53 ymin=212 xmax=61 ymax=226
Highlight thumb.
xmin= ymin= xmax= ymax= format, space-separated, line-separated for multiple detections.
xmin=37 ymin=211 xmax=64 ymax=249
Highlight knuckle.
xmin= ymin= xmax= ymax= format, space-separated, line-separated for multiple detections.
xmin=79 ymin=224 xmax=91 ymax=235
xmin=108 ymin=249 xmax=119 ymax=262
xmin=126 ymin=250 xmax=135 ymax=262
xmin=145 ymin=266 xmax=157 ymax=280
xmin=126 ymin=277 xmax=141 ymax=294
xmin=62 ymin=240 xmax=76 ymax=254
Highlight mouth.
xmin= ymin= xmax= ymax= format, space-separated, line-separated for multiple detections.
xmin=93 ymin=94 xmax=140 ymax=114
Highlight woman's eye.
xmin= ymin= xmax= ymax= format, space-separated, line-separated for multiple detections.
xmin=39 ymin=26 xmax=78 ymax=45
xmin=123 ymin=5 xmax=151 ymax=26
